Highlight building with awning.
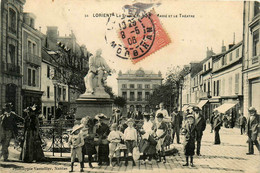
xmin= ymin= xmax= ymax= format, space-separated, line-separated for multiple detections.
xmin=214 ymin=102 xmax=237 ymax=114
xmin=197 ymin=100 xmax=208 ymax=109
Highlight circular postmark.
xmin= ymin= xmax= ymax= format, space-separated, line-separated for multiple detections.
xmin=105 ymin=11 xmax=156 ymax=61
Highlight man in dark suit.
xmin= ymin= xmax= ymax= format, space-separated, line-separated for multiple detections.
xmin=193 ymin=106 xmax=206 ymax=156
xmin=246 ymin=107 xmax=260 ymax=155
xmin=0 ymin=103 xmax=24 ymax=161
xmin=238 ymin=113 xmax=247 ymax=135
xmin=171 ymin=108 xmax=182 ymax=144
xmin=213 ymin=111 xmax=222 ymax=145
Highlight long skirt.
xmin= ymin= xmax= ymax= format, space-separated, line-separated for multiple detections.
xmin=98 ymin=144 xmax=109 ymax=162
xmin=20 ymin=130 xmax=45 ymax=163
xmin=183 ymin=140 xmax=195 ymax=156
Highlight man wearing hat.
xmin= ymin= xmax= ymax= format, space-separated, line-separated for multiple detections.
xmin=182 ymin=114 xmax=196 ymax=167
xmin=213 ymin=110 xmax=222 ymax=145
xmin=193 ymin=106 xmax=206 ymax=156
xmin=171 ymin=108 xmax=182 ymax=144
xmin=246 ymin=107 xmax=260 ymax=155
xmin=0 ymin=103 xmax=24 ymax=161
xmin=95 ymin=114 xmax=110 ymax=166
xmin=155 ymin=102 xmax=171 ymax=123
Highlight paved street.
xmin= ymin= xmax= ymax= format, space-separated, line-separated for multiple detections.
xmin=1 ymin=125 xmax=259 ymax=173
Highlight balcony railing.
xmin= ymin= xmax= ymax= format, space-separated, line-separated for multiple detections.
xmin=26 ymin=53 xmax=41 ymax=66
xmin=1 ymin=62 xmax=20 ymax=76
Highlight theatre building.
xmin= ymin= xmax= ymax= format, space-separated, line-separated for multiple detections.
xmin=117 ymin=68 xmax=163 ymax=113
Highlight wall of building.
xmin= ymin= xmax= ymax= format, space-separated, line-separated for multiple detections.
xmin=242 ymin=1 xmax=260 ymax=117
xmin=0 ymin=0 xmax=25 ymax=114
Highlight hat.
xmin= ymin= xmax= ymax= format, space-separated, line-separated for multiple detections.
xmin=126 ymin=118 xmax=135 ymax=124
xmin=248 ymin=107 xmax=256 ymax=112
xmin=111 ymin=123 xmax=117 ymax=130
xmin=95 ymin=113 xmax=108 ymax=120
xmin=71 ymin=124 xmax=83 ymax=134
xmin=157 ymin=113 xmax=164 ymax=119
xmin=192 ymin=106 xmax=201 ymax=111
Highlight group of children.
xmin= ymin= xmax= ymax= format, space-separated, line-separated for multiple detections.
xmin=68 ymin=112 xmax=171 ymax=172
xmin=68 ymin=109 xmax=200 ymax=172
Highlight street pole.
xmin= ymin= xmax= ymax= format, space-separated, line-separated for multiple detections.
xmin=54 ymin=84 xmax=57 ymax=119
xmin=180 ymin=84 xmax=183 ymax=118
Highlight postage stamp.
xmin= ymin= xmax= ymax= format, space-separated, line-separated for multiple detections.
xmin=118 ymin=9 xmax=171 ymax=64
xmin=105 ymin=9 xmax=171 ymax=64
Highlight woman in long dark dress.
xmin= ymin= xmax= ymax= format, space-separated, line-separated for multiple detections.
xmin=20 ymin=105 xmax=45 ymax=163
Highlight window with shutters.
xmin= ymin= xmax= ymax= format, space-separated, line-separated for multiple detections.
xmin=229 ymin=77 xmax=232 ymax=94
xmin=222 ymin=79 xmax=225 ymax=95
xmin=253 ymin=29 xmax=259 ymax=57
xmin=145 ymin=92 xmax=150 ymax=101
xmin=63 ymin=88 xmax=66 ymax=100
xmin=229 ymin=52 xmax=232 ymax=61
xmin=47 ymin=66 xmax=50 ymax=78
xmin=213 ymin=81 xmax=216 ymax=96
xmin=122 ymin=92 xmax=127 ymax=100
xmin=130 ymin=92 xmax=135 ymax=101
xmin=217 ymin=80 xmax=220 ymax=96
xmin=32 ymin=69 xmax=36 ymax=86
xmin=235 ymin=73 xmax=239 ymax=94
xmin=47 ymin=86 xmax=50 ymax=98
xmin=130 ymin=84 xmax=135 ymax=88
xmin=137 ymin=92 xmax=142 ymax=101
xmin=28 ymin=69 xmax=31 ymax=86
xmin=137 ymin=84 xmax=142 ymax=89
xmin=236 ymin=49 xmax=239 ymax=58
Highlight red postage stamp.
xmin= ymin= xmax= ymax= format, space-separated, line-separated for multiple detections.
xmin=118 ymin=9 xmax=171 ymax=64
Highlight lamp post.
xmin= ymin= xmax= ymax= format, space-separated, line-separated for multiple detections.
xmin=179 ymin=79 xmax=184 ymax=118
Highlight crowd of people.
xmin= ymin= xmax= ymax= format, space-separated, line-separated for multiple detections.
xmin=66 ymin=102 xmax=209 ymax=172
xmin=0 ymin=102 xmax=259 ymax=172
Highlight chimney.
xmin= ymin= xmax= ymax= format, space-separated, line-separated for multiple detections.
xmin=46 ymin=26 xmax=58 ymax=43
xmin=206 ymin=47 xmax=214 ymax=57
xmin=228 ymin=44 xmax=235 ymax=49
xmin=221 ymin=40 xmax=226 ymax=52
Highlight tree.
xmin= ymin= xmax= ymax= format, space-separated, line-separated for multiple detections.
xmin=104 ymin=85 xmax=115 ymax=99
xmin=114 ymin=96 xmax=127 ymax=108
xmin=149 ymin=65 xmax=190 ymax=113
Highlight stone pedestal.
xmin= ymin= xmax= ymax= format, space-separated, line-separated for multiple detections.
xmin=75 ymin=87 xmax=113 ymax=119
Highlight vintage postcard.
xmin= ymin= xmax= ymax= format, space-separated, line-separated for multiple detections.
xmin=0 ymin=0 xmax=259 ymax=172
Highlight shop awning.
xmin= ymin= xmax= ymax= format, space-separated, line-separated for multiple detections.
xmin=214 ymin=103 xmax=237 ymax=113
xmin=197 ymin=100 xmax=208 ymax=109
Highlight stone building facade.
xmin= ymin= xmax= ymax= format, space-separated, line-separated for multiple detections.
xmin=0 ymin=0 xmax=25 ymax=114
xmin=21 ymin=12 xmax=44 ymax=110
xmin=242 ymin=1 xmax=260 ymax=117
xmin=117 ymin=68 xmax=163 ymax=113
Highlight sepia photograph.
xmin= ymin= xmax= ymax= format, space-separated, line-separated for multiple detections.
xmin=0 ymin=0 xmax=259 ymax=172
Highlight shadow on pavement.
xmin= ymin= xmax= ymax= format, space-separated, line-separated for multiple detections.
xmin=0 ymin=163 xmax=24 ymax=169
xmin=198 ymin=155 xmax=246 ymax=160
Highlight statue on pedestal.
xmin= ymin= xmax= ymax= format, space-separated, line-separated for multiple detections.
xmin=84 ymin=49 xmax=111 ymax=96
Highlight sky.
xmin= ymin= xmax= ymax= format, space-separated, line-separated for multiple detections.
xmin=24 ymin=0 xmax=244 ymax=94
